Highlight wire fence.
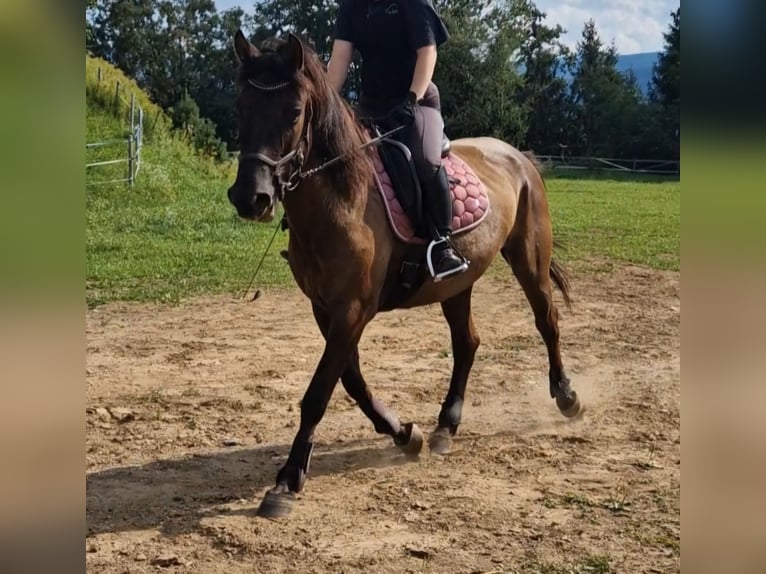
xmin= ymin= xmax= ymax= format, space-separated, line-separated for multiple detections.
xmin=536 ymin=149 xmax=679 ymax=175
xmin=86 ymin=68 xmax=144 ymax=186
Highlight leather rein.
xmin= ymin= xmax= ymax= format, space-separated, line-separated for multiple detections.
xmin=237 ymin=77 xmax=405 ymax=200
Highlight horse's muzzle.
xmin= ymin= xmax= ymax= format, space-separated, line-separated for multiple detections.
xmin=227 ymin=186 xmax=274 ymax=222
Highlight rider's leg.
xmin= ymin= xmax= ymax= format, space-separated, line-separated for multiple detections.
xmin=409 ymin=103 xmax=468 ymax=281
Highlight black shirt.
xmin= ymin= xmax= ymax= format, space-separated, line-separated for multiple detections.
xmin=333 ymin=0 xmax=449 ymax=102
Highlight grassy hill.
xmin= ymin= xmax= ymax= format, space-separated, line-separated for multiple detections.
xmin=86 ymin=56 xmax=292 ymax=307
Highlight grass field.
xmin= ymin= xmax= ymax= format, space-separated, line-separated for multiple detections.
xmin=86 ymin=168 xmax=679 ymax=307
xmin=545 ymin=170 xmax=680 ymax=272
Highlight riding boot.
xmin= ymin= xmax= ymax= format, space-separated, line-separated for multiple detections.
xmin=422 ymin=166 xmax=469 ymax=281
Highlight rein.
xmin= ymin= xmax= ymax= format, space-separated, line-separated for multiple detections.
xmin=238 ymin=77 xmax=405 ymax=198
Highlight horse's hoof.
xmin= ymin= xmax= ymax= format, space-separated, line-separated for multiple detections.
xmin=556 ymin=391 xmax=583 ymax=418
xmin=428 ymin=428 xmax=453 ymax=455
xmin=398 ymin=422 xmax=423 ymax=458
xmin=256 ymin=489 xmax=296 ymax=519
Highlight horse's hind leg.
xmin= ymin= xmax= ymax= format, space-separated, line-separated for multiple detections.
xmin=429 ymin=287 xmax=480 ymax=455
xmin=502 ymin=196 xmax=582 ymax=418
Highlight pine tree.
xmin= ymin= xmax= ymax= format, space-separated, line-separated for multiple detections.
xmin=432 ymin=0 xmax=526 ymax=142
xmin=649 ymin=8 xmax=680 ymax=159
xmin=516 ymin=0 xmax=573 ymax=154
xmin=569 ymin=20 xmax=642 ymax=158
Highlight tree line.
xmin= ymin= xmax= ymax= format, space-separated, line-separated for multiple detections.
xmin=86 ymin=0 xmax=679 ymax=162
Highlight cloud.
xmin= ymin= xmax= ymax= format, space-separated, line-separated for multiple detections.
xmin=534 ymin=0 xmax=678 ymax=54
xmin=213 ymin=0 xmax=679 ymax=55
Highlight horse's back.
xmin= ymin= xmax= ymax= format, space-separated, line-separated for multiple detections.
xmin=449 ymin=136 xmax=535 ymax=194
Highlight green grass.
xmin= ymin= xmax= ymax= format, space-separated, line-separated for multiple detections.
xmin=544 ymin=170 xmax=680 ymax=271
xmin=85 ymin=57 xmax=292 ymax=307
xmin=86 ymin=163 xmax=292 ymax=306
xmin=86 ymin=166 xmax=680 ymax=306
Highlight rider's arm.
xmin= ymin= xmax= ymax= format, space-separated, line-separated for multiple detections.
xmin=404 ymin=0 xmax=449 ymax=101
xmin=409 ymin=44 xmax=438 ymax=101
xmin=327 ymin=40 xmax=354 ymax=93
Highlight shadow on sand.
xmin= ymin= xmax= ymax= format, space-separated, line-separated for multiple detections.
xmin=86 ymin=436 xmax=412 ymax=537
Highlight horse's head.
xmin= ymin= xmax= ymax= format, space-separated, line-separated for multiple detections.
xmin=227 ymin=31 xmax=310 ymax=222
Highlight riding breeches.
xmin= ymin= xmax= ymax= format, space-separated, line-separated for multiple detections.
xmin=358 ymin=82 xmax=445 ymax=183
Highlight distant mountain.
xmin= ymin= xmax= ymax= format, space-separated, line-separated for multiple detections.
xmin=616 ymin=52 xmax=659 ymax=95
xmin=557 ymin=52 xmax=659 ymax=96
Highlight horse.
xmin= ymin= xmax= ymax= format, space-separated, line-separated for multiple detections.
xmin=226 ymin=31 xmax=582 ymax=518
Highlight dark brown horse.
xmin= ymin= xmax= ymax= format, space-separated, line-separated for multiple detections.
xmin=227 ymin=32 xmax=582 ymax=518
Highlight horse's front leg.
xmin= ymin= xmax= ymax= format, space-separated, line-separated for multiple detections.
xmin=311 ymin=303 xmax=424 ymax=456
xmin=256 ymin=301 xmax=369 ymax=518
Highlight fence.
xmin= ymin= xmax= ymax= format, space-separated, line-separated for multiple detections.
xmin=535 ymin=151 xmax=679 ymax=175
xmin=86 ymin=68 xmax=144 ymax=186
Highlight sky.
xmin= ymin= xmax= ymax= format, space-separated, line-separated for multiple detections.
xmin=214 ymin=0 xmax=679 ymax=55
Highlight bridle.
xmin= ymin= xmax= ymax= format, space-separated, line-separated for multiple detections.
xmin=237 ymin=78 xmax=313 ymax=200
xmin=237 ymin=76 xmax=407 ymax=200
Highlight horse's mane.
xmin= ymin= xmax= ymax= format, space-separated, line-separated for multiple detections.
xmin=243 ymin=36 xmax=371 ymax=195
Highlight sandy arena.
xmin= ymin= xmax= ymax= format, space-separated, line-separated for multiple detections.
xmin=86 ymin=262 xmax=680 ymax=573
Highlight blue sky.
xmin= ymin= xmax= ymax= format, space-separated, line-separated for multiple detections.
xmin=214 ymin=0 xmax=679 ymax=55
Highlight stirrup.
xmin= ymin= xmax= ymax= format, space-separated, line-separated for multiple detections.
xmin=426 ymin=238 xmax=469 ymax=282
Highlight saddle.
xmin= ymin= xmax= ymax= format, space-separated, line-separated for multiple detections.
xmin=280 ymin=120 xmax=491 ymax=307
xmin=365 ymin=123 xmax=489 ymax=244
xmin=362 ymin=121 xmax=490 ymax=307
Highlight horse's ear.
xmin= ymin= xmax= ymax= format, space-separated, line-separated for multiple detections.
xmin=233 ymin=29 xmax=260 ymax=62
xmin=286 ymin=32 xmax=305 ymax=73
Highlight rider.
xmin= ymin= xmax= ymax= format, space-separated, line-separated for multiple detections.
xmin=327 ymin=0 xmax=469 ymax=281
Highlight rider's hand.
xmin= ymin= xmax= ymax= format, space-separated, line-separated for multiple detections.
xmin=389 ymin=91 xmax=418 ymax=127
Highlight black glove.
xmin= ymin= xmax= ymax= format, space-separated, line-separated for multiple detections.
xmin=387 ymin=91 xmax=418 ymax=127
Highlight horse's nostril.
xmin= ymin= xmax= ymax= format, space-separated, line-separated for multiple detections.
xmin=253 ymin=193 xmax=272 ymax=209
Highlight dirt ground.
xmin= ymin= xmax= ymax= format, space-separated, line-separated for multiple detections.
xmin=86 ymin=261 xmax=680 ymax=574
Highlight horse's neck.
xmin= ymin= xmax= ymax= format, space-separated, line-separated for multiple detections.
xmin=284 ymin=168 xmax=368 ymax=239
xmin=285 ymin=94 xmax=372 ymax=236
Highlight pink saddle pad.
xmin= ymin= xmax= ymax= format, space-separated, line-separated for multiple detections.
xmin=368 ymin=143 xmax=490 ymax=244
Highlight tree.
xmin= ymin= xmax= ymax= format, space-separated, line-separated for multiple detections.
xmin=569 ymin=19 xmax=642 ymax=157
xmin=250 ymin=0 xmax=338 ymax=61
xmin=87 ymin=0 xmax=246 ymax=149
xmin=515 ymin=0 xmax=573 ymax=154
xmin=89 ymin=0 xmax=163 ymax=85
xmin=432 ymin=0 xmax=526 ymax=143
xmin=247 ymin=0 xmax=363 ymax=99
xmin=649 ymin=7 xmax=680 ymax=159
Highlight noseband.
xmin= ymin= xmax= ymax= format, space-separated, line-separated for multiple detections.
xmin=237 ymin=78 xmax=312 ymax=199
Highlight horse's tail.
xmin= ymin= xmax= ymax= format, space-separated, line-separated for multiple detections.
xmin=522 ymin=150 xmax=546 ymax=175
xmin=522 ymin=149 xmax=572 ymax=309
xmin=549 ymin=245 xmax=572 ymax=309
